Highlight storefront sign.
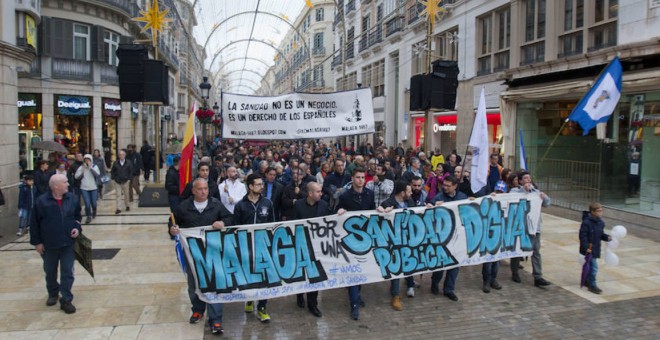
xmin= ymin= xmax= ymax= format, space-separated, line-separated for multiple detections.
xmin=222 ymin=88 xmax=375 ymax=140
xmin=433 ymin=123 xmax=457 ymax=132
xmin=56 ymin=95 xmax=91 ymax=116
xmin=18 ymin=93 xmax=40 ymax=115
xmin=179 ymin=194 xmax=542 ymax=303
xmin=102 ymin=98 xmax=122 ymax=117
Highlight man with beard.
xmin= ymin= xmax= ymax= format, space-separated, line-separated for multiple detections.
xmin=170 ymin=178 xmax=232 ymax=335
xmin=410 ymin=176 xmax=427 ymax=206
xmin=233 ymin=173 xmax=275 ymax=323
xmin=218 ymin=166 xmax=246 ymax=214
xmin=427 ymin=176 xmax=467 ymax=302
xmin=366 ymin=163 xmax=394 ymax=207
xmin=293 ymin=182 xmax=330 ymax=317
xmin=322 ymin=159 xmax=351 ymax=206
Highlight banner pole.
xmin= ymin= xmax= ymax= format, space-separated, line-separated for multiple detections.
xmin=538 ymin=119 xmax=569 ymax=170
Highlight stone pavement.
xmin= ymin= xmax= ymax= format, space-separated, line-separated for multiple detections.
xmin=0 ymin=189 xmax=659 ymax=339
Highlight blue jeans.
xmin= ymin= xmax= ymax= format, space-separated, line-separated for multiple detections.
xmin=42 ymin=245 xmax=75 ymax=302
xmin=81 ymin=189 xmax=98 ymax=217
xmin=431 ymin=267 xmax=459 ymax=294
xmin=347 ymin=285 xmax=361 ymax=307
xmin=390 ymin=276 xmax=416 ymax=296
xmin=482 ymin=261 xmax=500 ymax=284
xmin=186 ymin=261 xmax=223 ymax=323
xmin=587 ymin=257 xmax=599 ymax=287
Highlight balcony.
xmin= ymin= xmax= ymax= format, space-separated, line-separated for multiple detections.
xmin=345 ymin=43 xmax=355 ymax=60
xmin=385 ymin=17 xmax=405 ymax=37
xmin=369 ymin=28 xmax=383 ymax=47
xmin=310 ymin=79 xmax=325 ymax=88
xmin=99 ymin=63 xmax=118 ymax=84
xmin=157 ymin=37 xmax=180 ymax=71
xmin=331 ymin=53 xmax=342 ymax=68
xmin=312 ymin=46 xmax=326 ymax=56
xmin=52 ymin=58 xmax=92 ymax=81
xmin=95 ymin=0 xmax=140 ymax=17
xmin=407 ymin=4 xmax=423 ymax=25
xmin=346 ymin=1 xmax=356 ymax=14
xmin=359 ymin=37 xmax=369 ymax=53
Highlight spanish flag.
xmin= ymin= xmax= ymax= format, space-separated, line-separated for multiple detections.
xmin=179 ymin=102 xmax=197 ymax=194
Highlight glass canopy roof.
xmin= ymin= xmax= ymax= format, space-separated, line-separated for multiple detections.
xmin=192 ymin=0 xmax=308 ymax=95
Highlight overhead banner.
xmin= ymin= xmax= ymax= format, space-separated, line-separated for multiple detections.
xmin=221 ymin=88 xmax=375 ymax=140
xmin=178 ymin=193 xmax=542 ymax=303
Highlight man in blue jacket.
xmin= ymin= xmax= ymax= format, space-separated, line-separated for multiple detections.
xmin=30 ymin=174 xmax=82 ymax=314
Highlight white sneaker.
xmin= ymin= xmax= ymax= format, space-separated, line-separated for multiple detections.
xmin=16 ymin=230 xmax=23 ymax=236
xmin=406 ymin=287 xmax=415 ymax=297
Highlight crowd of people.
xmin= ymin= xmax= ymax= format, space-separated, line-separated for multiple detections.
xmin=21 ymin=136 xmax=614 ymax=337
xmin=164 ymin=137 xmax=557 ymax=335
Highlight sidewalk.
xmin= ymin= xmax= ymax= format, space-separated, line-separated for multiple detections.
xmin=0 ymin=196 xmax=658 ymax=339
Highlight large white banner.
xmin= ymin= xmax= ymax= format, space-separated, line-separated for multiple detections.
xmin=221 ymin=88 xmax=375 ymax=140
xmin=178 ymin=193 xmax=542 ymax=303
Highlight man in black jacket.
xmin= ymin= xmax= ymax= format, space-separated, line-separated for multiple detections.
xmin=180 ymin=162 xmax=220 ymax=201
xmin=233 ymin=173 xmax=275 ymax=323
xmin=111 ymin=150 xmax=132 ymax=214
xmin=321 ymin=159 xmax=351 ymax=207
xmin=127 ymin=144 xmax=143 ymax=202
xmin=293 ymin=181 xmax=330 ymax=317
xmin=262 ymin=167 xmax=284 ymax=220
xmin=170 ymin=178 xmax=232 ymax=335
xmin=30 ymin=174 xmax=81 ymax=314
xmin=165 ymin=156 xmax=181 ymax=213
xmin=280 ymin=169 xmax=305 ymax=221
xmin=34 ymin=160 xmax=53 ymax=197
xmin=140 ymin=141 xmax=152 ymax=182
xmin=336 ymin=167 xmax=375 ymax=321
xmin=67 ymin=153 xmax=83 ymax=199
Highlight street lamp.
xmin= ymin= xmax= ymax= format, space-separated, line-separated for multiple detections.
xmin=198 ymin=76 xmax=212 ymax=151
xmin=199 ymin=76 xmax=212 ymax=108
xmin=212 ymin=101 xmax=220 ymax=137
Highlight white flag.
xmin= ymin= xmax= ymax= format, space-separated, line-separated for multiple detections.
xmin=468 ymin=88 xmax=489 ymax=194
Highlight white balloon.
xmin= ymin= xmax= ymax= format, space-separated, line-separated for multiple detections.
xmin=578 ymin=254 xmax=586 ymax=266
xmin=608 ymin=238 xmax=620 ymax=250
xmin=604 ymin=249 xmax=619 ymax=266
xmin=611 ymin=225 xmax=627 ymax=239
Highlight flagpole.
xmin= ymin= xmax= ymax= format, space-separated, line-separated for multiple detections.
xmin=538 ymin=119 xmax=569 ymax=169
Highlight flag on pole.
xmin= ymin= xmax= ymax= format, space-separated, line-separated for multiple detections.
xmin=568 ymin=57 xmax=623 ymax=135
xmin=179 ymin=102 xmax=197 ymax=194
xmin=469 ymin=88 xmax=489 ymax=194
xmin=519 ymin=128 xmax=528 ymax=171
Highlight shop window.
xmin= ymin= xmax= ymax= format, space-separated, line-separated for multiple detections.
xmin=73 ymin=23 xmax=90 ymax=61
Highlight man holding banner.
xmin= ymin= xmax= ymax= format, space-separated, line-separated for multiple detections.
xmin=233 ymin=173 xmax=276 ymax=322
xmin=336 ymin=167 xmax=376 ymax=320
xmin=293 ymin=181 xmax=332 ymax=317
xmin=169 ymin=178 xmax=233 ymax=335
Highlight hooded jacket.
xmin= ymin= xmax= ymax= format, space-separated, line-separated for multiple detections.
xmin=579 ymin=211 xmax=610 ymax=258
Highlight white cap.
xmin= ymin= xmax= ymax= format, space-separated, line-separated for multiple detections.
xmin=84 ymin=154 xmax=93 ymax=160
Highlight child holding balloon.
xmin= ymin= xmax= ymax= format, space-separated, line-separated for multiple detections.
xmin=579 ymin=202 xmax=612 ymax=294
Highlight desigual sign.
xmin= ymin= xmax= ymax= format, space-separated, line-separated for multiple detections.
xmin=56 ymin=95 xmax=91 ymax=115
xmin=102 ymin=98 xmax=122 ymax=117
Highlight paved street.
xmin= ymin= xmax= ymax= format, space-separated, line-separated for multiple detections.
xmin=0 ymin=187 xmax=659 ymax=340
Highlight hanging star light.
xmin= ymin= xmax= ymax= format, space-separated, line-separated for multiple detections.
xmin=305 ymin=0 xmax=314 ymax=8
xmin=133 ymin=0 xmax=173 ymax=48
xmin=418 ymin=0 xmax=446 ymax=27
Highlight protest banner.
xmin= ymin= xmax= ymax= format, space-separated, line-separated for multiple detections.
xmin=221 ymin=88 xmax=375 ymax=140
xmin=178 ymin=193 xmax=542 ymax=303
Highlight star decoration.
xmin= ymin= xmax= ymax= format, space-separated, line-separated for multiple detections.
xmin=305 ymin=0 xmax=314 ymax=8
xmin=133 ymin=0 xmax=173 ymax=48
xmin=419 ymin=0 xmax=446 ymax=27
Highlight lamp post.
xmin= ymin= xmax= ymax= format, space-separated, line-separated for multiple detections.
xmin=212 ymin=101 xmax=220 ymax=137
xmin=198 ymin=76 xmax=212 ymax=153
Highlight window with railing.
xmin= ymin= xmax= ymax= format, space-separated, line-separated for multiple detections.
xmin=346 ymin=27 xmax=355 ymax=59
xmin=337 ymin=71 xmax=357 ymax=91
xmin=316 ymin=7 xmax=324 ymax=22
xmin=477 ymin=6 xmax=510 ymax=75
xmin=520 ymin=0 xmax=546 ymax=65
xmin=434 ymin=27 xmax=459 ymax=62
